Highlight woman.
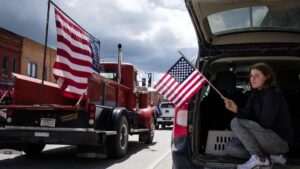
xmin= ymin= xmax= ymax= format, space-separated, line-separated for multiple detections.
xmin=223 ymin=63 xmax=294 ymax=169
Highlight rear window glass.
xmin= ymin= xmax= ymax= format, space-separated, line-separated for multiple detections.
xmin=160 ymin=103 xmax=175 ymax=108
xmin=207 ymin=5 xmax=300 ymax=35
xmin=100 ymin=71 xmax=117 ymax=80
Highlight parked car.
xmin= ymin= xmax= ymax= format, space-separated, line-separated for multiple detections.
xmin=172 ymin=0 xmax=300 ymax=168
xmin=155 ymin=102 xmax=175 ymax=129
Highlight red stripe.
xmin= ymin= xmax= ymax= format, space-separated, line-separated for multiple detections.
xmin=53 ymin=62 xmax=91 ymax=77
xmin=173 ymin=76 xmax=205 ymax=105
xmin=56 ymin=21 xmax=90 ymax=47
xmin=57 ymin=49 xmax=92 ymax=67
xmin=153 ymin=73 xmax=168 ymax=89
xmin=169 ymin=72 xmax=201 ymax=101
xmin=157 ymin=76 xmax=173 ymax=91
xmin=161 ymin=79 xmax=176 ymax=95
xmin=55 ymin=8 xmax=86 ymax=35
xmin=57 ymin=35 xmax=92 ymax=57
xmin=185 ymin=80 xmax=206 ymax=101
xmin=175 ymin=80 xmax=206 ymax=107
xmin=162 ymin=79 xmax=178 ymax=95
xmin=165 ymin=81 xmax=180 ymax=99
xmin=156 ymin=75 xmax=173 ymax=93
xmin=53 ymin=74 xmax=88 ymax=89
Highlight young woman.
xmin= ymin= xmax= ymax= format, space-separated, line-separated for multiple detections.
xmin=223 ymin=63 xmax=294 ymax=169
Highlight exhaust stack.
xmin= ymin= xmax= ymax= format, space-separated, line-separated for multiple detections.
xmin=118 ymin=44 xmax=122 ymax=84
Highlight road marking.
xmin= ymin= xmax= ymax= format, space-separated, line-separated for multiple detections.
xmin=146 ymin=149 xmax=171 ymax=169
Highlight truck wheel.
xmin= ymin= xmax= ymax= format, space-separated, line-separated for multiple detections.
xmin=107 ymin=115 xmax=128 ymax=158
xmin=139 ymin=116 xmax=155 ymax=144
xmin=155 ymin=123 xmax=159 ymax=129
xmin=23 ymin=143 xmax=45 ymax=156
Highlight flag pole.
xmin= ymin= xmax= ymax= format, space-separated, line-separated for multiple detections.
xmin=178 ymin=50 xmax=224 ymax=99
xmin=40 ymin=0 xmax=51 ymax=105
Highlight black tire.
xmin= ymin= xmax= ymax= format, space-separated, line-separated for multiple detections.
xmin=23 ymin=143 xmax=45 ymax=156
xmin=139 ymin=116 xmax=155 ymax=144
xmin=155 ymin=124 xmax=159 ymax=129
xmin=162 ymin=124 xmax=166 ymax=129
xmin=107 ymin=115 xmax=129 ymax=158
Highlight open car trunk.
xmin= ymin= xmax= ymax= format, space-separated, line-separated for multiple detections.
xmin=190 ymin=56 xmax=300 ymax=166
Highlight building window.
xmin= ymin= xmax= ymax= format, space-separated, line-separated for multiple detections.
xmin=12 ymin=58 xmax=17 ymax=73
xmin=2 ymin=57 xmax=8 ymax=76
xmin=27 ymin=62 xmax=37 ymax=78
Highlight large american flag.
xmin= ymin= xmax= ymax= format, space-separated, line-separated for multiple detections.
xmin=154 ymin=57 xmax=207 ymax=107
xmin=53 ymin=7 xmax=100 ymax=99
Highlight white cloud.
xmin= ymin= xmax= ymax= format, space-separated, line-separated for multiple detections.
xmin=0 ymin=0 xmax=198 ymax=75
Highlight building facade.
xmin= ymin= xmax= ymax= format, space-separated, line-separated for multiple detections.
xmin=0 ymin=28 xmax=22 ymax=87
xmin=21 ymin=38 xmax=56 ymax=83
xmin=0 ymin=27 xmax=57 ymax=89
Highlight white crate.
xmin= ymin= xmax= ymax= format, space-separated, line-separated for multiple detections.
xmin=205 ymin=130 xmax=236 ymax=156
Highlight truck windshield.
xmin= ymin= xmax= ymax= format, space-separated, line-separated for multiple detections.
xmin=207 ymin=5 xmax=300 ymax=36
xmin=161 ymin=103 xmax=175 ymax=108
xmin=100 ymin=71 xmax=117 ymax=80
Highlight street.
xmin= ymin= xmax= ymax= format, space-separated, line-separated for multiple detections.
xmin=0 ymin=128 xmax=172 ymax=169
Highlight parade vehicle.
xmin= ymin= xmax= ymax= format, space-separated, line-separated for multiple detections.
xmin=172 ymin=0 xmax=300 ymax=168
xmin=155 ymin=102 xmax=175 ymax=129
xmin=0 ymin=62 xmax=155 ymax=158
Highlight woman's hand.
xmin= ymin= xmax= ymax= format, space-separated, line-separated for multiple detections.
xmin=222 ymin=96 xmax=238 ymax=113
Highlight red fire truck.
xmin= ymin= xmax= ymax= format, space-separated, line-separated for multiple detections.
xmin=0 ymin=62 xmax=155 ymax=158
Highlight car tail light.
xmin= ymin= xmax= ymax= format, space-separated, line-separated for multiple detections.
xmin=173 ymin=103 xmax=188 ymax=139
xmin=88 ymin=104 xmax=95 ymax=125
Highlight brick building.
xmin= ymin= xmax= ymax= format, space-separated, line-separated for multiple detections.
xmin=0 ymin=28 xmax=22 ymax=87
xmin=0 ymin=27 xmax=57 ymax=89
xmin=21 ymin=38 xmax=56 ymax=82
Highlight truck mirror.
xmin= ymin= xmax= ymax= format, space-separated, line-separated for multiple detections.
xmin=142 ymin=78 xmax=146 ymax=86
xmin=148 ymin=73 xmax=152 ymax=87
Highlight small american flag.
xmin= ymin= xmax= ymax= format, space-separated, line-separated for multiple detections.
xmin=156 ymin=99 xmax=162 ymax=117
xmin=53 ymin=7 xmax=100 ymax=99
xmin=154 ymin=57 xmax=207 ymax=107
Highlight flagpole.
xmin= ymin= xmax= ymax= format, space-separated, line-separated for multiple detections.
xmin=178 ymin=50 xmax=224 ymax=99
xmin=40 ymin=0 xmax=51 ymax=105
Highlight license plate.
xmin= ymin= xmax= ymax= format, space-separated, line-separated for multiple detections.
xmin=164 ymin=117 xmax=171 ymax=120
xmin=40 ymin=118 xmax=56 ymax=127
xmin=34 ymin=132 xmax=49 ymax=137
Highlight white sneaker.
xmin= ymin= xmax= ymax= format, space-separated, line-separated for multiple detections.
xmin=270 ymin=154 xmax=286 ymax=165
xmin=237 ymin=155 xmax=270 ymax=169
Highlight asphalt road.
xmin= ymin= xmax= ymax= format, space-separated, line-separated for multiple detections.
xmin=0 ymin=128 xmax=172 ymax=169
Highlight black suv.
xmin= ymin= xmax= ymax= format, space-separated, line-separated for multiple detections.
xmin=172 ymin=0 xmax=300 ymax=168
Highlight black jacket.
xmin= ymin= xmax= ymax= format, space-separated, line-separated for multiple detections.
xmin=237 ymin=87 xmax=294 ymax=146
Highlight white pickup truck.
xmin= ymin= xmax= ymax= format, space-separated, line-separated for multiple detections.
xmin=155 ymin=102 xmax=175 ymax=129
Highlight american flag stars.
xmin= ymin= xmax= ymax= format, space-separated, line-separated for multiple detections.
xmin=169 ymin=58 xmax=194 ymax=84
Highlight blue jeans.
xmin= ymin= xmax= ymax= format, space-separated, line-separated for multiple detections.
xmin=225 ymin=118 xmax=289 ymax=158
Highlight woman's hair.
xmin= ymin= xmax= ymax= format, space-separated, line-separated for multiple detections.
xmin=250 ymin=62 xmax=278 ymax=89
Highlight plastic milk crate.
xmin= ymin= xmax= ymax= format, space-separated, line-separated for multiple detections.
xmin=205 ymin=130 xmax=236 ymax=156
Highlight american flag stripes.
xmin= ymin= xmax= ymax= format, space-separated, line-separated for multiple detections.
xmin=53 ymin=7 xmax=100 ymax=99
xmin=154 ymin=57 xmax=207 ymax=108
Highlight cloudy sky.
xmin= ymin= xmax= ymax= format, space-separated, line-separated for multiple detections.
xmin=0 ymin=0 xmax=198 ymax=83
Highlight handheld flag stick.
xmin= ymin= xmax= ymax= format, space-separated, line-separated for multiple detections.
xmin=178 ymin=50 xmax=225 ymax=99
